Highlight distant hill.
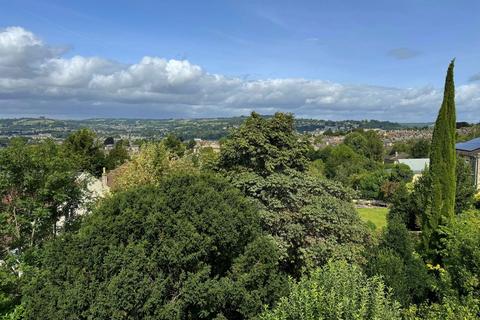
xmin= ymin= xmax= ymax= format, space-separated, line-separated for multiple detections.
xmin=0 ymin=116 xmax=431 ymax=141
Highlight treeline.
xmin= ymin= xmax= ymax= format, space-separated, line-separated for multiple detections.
xmin=0 ymin=62 xmax=479 ymax=319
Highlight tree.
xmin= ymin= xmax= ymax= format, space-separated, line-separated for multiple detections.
xmin=218 ymin=112 xmax=309 ymax=176
xmin=389 ymin=163 xmax=414 ymax=183
xmin=112 ymin=142 xmax=196 ymax=191
xmin=323 ymin=144 xmax=370 ymax=186
xmin=390 ymin=158 xmax=474 ymax=231
xmin=404 ymin=296 xmax=479 ymax=320
xmin=366 ymin=217 xmax=433 ymax=306
xmin=218 ymin=113 xmax=370 ymax=277
xmin=307 ymin=159 xmax=324 ymax=178
xmin=186 ymin=139 xmax=196 ymax=150
xmin=0 ymin=255 xmax=22 ymax=316
xmin=352 ymin=169 xmax=389 ymax=199
xmin=258 ymin=260 xmax=402 ymax=320
xmin=389 ymin=141 xmax=410 ymax=156
xmin=422 ymin=60 xmax=457 ymax=260
xmin=0 ymin=139 xmax=84 ymax=253
xmin=163 ymin=133 xmax=186 ymax=158
xmin=103 ymin=137 xmax=114 ymax=146
xmin=105 ymin=140 xmax=130 ymax=170
xmin=389 ymin=184 xmax=421 ymax=229
xmin=228 ymin=170 xmax=369 ymax=276
xmin=344 ymin=130 xmax=384 ymax=162
xmin=63 ymin=129 xmax=105 ymax=176
xmin=344 ymin=131 xmax=368 ymax=155
xmin=411 ymin=139 xmax=431 ymax=158
xmin=192 ymin=147 xmax=219 ymax=171
xmin=23 ymin=173 xmax=288 ymax=319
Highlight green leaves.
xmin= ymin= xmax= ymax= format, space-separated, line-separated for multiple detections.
xmin=344 ymin=130 xmax=384 ymax=162
xmin=22 ymin=173 xmax=287 ymax=319
xmin=441 ymin=211 xmax=480 ymax=297
xmin=258 ymin=260 xmax=402 ymax=320
xmin=63 ymin=128 xmax=106 ymax=176
xmin=219 ymin=112 xmax=309 ymax=176
xmin=0 ymin=139 xmax=83 ymax=253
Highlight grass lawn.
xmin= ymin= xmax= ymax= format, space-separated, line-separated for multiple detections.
xmin=357 ymin=207 xmax=388 ymax=230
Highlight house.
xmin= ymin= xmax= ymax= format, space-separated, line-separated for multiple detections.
xmin=193 ymin=139 xmax=221 ymax=154
xmin=456 ymin=137 xmax=480 ymax=189
xmin=395 ymin=158 xmax=430 ymax=181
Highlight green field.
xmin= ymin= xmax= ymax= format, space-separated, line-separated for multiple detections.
xmin=357 ymin=207 xmax=388 ymax=230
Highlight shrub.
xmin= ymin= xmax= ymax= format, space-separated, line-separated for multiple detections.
xmin=403 ymin=295 xmax=479 ymax=320
xmin=258 ymin=260 xmax=401 ymax=320
xmin=366 ymin=217 xmax=433 ymax=306
xmin=441 ymin=211 xmax=480 ymax=297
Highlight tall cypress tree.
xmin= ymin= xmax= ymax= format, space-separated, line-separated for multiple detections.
xmin=422 ymin=60 xmax=456 ymax=261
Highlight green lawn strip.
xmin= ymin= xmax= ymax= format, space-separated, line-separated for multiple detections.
xmin=357 ymin=207 xmax=388 ymax=230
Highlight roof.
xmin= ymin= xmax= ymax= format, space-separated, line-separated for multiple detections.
xmin=396 ymin=158 xmax=429 ymax=173
xmin=456 ymin=137 xmax=480 ymax=152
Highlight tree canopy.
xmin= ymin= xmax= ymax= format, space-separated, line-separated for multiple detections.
xmin=219 ymin=112 xmax=309 ymax=176
xmin=0 ymin=139 xmax=83 ymax=253
xmin=63 ymin=128 xmax=106 ymax=176
xmin=218 ymin=112 xmax=370 ymax=277
xmin=23 ymin=173 xmax=288 ymax=320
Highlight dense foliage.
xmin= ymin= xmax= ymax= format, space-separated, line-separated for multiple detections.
xmin=344 ymin=130 xmax=384 ymax=162
xmin=104 ymin=139 xmax=130 ymax=170
xmin=22 ymin=173 xmax=288 ymax=320
xmin=219 ymin=112 xmax=309 ymax=176
xmin=0 ymin=139 xmax=83 ymax=253
xmin=366 ymin=217 xmax=433 ymax=306
xmin=441 ymin=211 xmax=480 ymax=297
xmin=111 ymin=142 xmax=197 ymax=191
xmin=258 ymin=260 xmax=402 ymax=320
xmin=1 ymin=79 xmax=479 ymax=319
xmin=63 ymin=128 xmax=106 ymax=176
xmin=219 ymin=113 xmax=370 ymax=277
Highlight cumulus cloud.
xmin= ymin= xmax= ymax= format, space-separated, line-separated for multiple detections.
xmin=387 ymin=47 xmax=421 ymax=60
xmin=0 ymin=26 xmax=479 ymax=122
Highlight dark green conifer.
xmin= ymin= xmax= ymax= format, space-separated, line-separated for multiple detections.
xmin=422 ymin=60 xmax=456 ymax=260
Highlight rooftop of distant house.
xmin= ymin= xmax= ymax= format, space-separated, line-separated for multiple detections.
xmin=396 ymin=158 xmax=430 ymax=174
xmin=456 ymin=137 xmax=480 ymax=153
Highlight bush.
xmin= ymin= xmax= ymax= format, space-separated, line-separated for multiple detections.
xmin=441 ymin=211 xmax=480 ymax=297
xmin=258 ymin=260 xmax=402 ymax=320
xmin=22 ymin=173 xmax=288 ymax=319
xmin=366 ymin=217 xmax=433 ymax=306
xmin=403 ymin=295 xmax=479 ymax=320
xmin=352 ymin=169 xmax=389 ymax=199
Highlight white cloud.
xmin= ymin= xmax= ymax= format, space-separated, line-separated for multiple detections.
xmin=0 ymin=26 xmax=65 ymax=77
xmin=0 ymin=26 xmax=479 ymax=122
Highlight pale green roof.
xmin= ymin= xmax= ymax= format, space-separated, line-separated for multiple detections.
xmin=396 ymin=158 xmax=429 ymax=174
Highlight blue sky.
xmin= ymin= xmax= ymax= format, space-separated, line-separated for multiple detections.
xmin=0 ymin=0 xmax=479 ymax=121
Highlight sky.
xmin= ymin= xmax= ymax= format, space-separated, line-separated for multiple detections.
xmin=0 ymin=0 xmax=479 ymax=122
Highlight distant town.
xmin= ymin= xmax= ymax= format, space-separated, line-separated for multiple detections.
xmin=0 ymin=115 xmax=432 ymax=145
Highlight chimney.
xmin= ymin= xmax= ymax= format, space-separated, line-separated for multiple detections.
xmin=102 ymin=167 xmax=108 ymax=187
